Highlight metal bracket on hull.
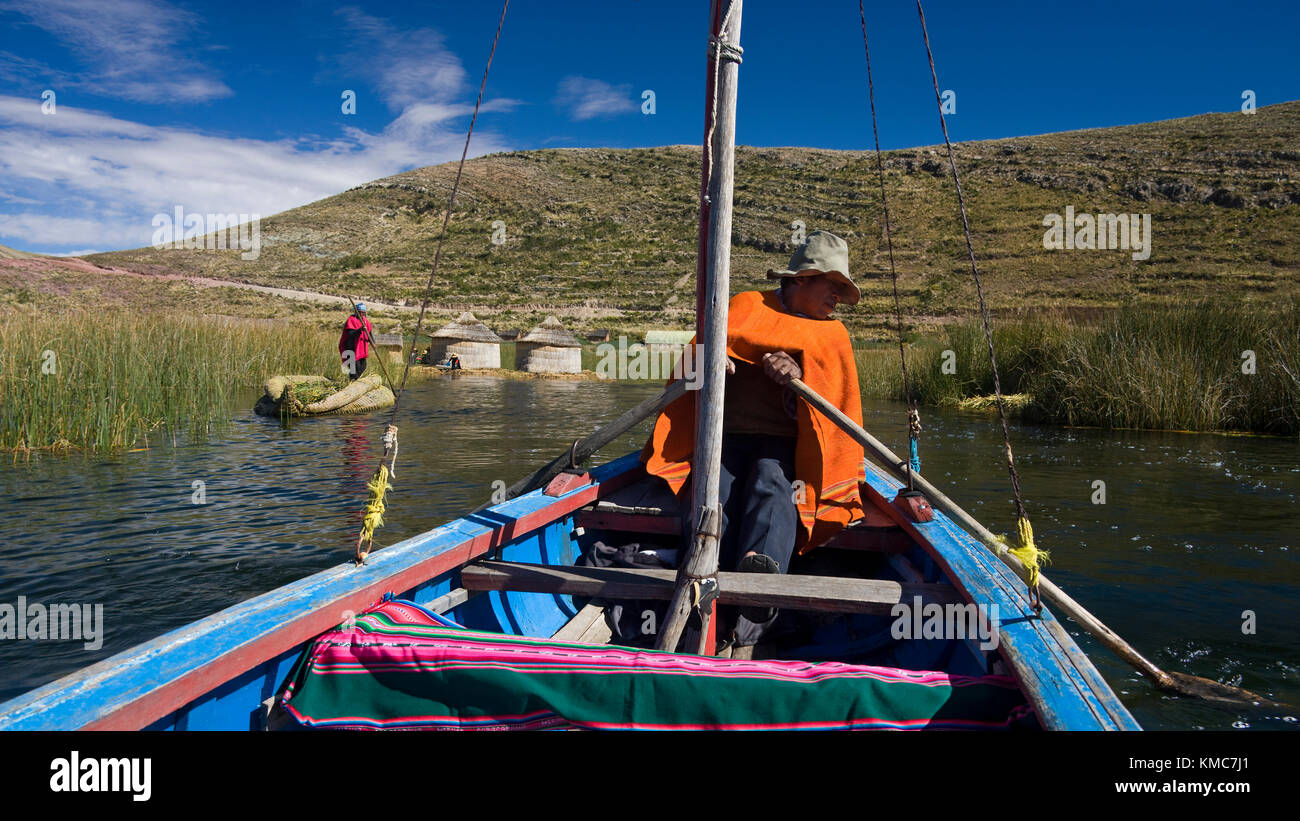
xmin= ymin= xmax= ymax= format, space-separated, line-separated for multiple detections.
xmin=892 ymin=490 xmax=935 ymax=523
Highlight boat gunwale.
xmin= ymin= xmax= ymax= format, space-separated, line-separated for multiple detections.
xmin=861 ymin=461 xmax=1140 ymax=730
xmin=0 ymin=454 xmax=643 ymax=731
xmin=1 ymin=450 xmax=1137 ymax=731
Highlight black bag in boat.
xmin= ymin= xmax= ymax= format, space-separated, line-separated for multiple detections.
xmin=574 ymin=541 xmax=675 ymax=648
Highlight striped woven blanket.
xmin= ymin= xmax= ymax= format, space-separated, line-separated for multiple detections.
xmin=279 ymin=598 xmax=1034 ymax=731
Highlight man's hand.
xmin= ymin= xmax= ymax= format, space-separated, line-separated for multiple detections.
xmin=762 ymin=351 xmax=802 ymax=386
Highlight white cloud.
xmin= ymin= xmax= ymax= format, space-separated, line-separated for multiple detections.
xmin=554 ymin=76 xmax=636 ymax=121
xmin=0 ymin=7 xmax=523 ymax=254
xmin=334 ymin=6 xmax=469 ymax=112
xmin=0 ymin=189 xmax=43 ymax=206
xmin=0 ymin=213 xmax=116 ymax=246
xmin=0 ymin=0 xmax=232 ymax=102
xmin=0 ymin=95 xmax=514 ymax=251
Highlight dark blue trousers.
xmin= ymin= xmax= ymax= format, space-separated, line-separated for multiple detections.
xmin=715 ymin=433 xmax=799 ymax=573
xmin=675 ymin=434 xmax=799 ymax=646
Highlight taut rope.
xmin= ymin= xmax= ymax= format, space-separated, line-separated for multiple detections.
xmin=355 ymin=0 xmax=511 ymax=564
xmin=914 ymin=0 xmax=1046 ymax=608
xmin=857 ymin=0 xmax=920 ymax=490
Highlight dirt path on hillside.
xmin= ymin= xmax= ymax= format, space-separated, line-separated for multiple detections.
xmin=0 ymin=256 xmax=420 ymax=314
xmin=2 ymin=255 xmax=646 ymax=325
xmin=178 ymin=274 xmax=420 ymax=313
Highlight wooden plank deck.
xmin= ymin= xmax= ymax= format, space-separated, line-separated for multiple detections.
xmin=550 ymin=603 xmax=613 ymax=645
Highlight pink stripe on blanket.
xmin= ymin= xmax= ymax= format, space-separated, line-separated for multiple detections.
xmin=305 ymin=632 xmax=1017 ymax=691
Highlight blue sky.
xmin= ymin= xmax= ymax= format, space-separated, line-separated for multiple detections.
xmin=1 ymin=0 xmax=1297 ymax=255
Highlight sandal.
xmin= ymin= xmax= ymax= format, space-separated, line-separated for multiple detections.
xmin=736 ymin=553 xmax=780 ymax=623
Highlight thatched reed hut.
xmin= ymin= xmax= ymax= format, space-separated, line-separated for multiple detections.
xmin=515 ymin=316 xmax=582 ymax=374
xmin=427 ymin=312 xmax=502 ymax=369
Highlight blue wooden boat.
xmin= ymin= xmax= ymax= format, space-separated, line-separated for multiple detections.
xmin=0 ymin=450 xmax=1139 ymax=730
xmin=0 ymin=1 xmax=1156 ymax=732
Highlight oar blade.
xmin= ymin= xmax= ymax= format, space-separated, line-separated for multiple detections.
xmin=1163 ymin=671 xmax=1288 ymax=710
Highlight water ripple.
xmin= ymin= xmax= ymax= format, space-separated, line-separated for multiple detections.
xmin=1 ymin=384 xmax=1296 ymax=730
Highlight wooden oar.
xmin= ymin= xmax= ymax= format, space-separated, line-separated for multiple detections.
xmin=788 ymin=377 xmax=1283 ymax=709
xmin=472 ymin=378 xmax=689 ymax=513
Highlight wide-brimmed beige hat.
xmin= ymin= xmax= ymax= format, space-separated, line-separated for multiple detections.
xmin=766 ymin=230 xmax=861 ymax=306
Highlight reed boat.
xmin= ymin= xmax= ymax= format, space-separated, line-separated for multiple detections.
xmin=0 ymin=449 xmax=1138 ymax=730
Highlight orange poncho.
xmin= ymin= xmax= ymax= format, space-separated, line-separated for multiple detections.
xmin=642 ymin=290 xmax=866 ymax=554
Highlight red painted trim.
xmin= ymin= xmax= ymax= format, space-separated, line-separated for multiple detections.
xmin=81 ymin=481 xmax=609 ymax=730
xmin=859 ymin=506 xmax=898 ymax=528
xmin=824 ymin=526 xmax=911 ymax=553
xmin=575 ymin=510 xmax=679 ymax=535
xmin=893 ymin=491 xmax=936 ymax=523
xmin=860 ymin=481 xmax=976 ymax=599
xmin=544 ymin=472 xmax=591 ymax=497
xmin=704 ymin=601 xmax=717 ymax=656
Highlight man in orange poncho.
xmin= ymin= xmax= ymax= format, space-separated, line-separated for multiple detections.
xmin=642 ymin=230 xmax=867 ymax=644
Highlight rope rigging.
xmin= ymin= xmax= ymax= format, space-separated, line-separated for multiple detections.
xmin=701 ymin=1 xmax=743 ymax=211
xmin=912 ymin=0 xmax=1046 ymax=609
xmin=857 ymin=0 xmax=920 ymax=490
xmin=355 ymin=0 xmax=511 ymax=564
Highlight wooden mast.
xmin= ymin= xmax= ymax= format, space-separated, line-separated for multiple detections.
xmin=657 ymin=0 xmax=743 ymax=653
xmin=694 ymin=0 xmax=724 ymax=331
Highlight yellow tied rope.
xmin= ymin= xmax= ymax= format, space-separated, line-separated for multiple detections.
xmin=997 ymin=516 xmax=1050 ymax=610
xmin=355 ymin=464 xmax=391 ymax=564
xmin=354 ymin=424 xmax=399 ymax=565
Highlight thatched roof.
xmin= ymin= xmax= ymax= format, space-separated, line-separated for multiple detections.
xmin=519 ymin=315 xmax=581 ymax=348
xmin=431 ymin=312 xmax=501 ymax=343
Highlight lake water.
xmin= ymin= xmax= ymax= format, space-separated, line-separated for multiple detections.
xmin=1 ymin=375 xmax=1296 ymax=730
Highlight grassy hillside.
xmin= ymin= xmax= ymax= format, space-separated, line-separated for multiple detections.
xmin=0 ymin=244 xmax=44 ymax=259
xmin=58 ymin=100 xmax=1300 ymax=335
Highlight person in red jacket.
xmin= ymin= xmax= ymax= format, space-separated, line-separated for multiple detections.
xmin=338 ymin=303 xmax=374 ymax=380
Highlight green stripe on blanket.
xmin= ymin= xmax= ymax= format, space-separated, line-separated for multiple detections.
xmin=279 ymin=598 xmax=1035 ymax=731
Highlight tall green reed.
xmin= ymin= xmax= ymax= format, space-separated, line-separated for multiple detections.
xmin=1032 ymin=299 xmax=1299 ymax=434
xmin=856 ymin=299 xmax=1299 ymax=435
xmin=1 ymin=312 xmax=340 ymax=451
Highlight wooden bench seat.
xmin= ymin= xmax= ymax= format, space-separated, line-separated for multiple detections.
xmin=575 ymin=500 xmax=913 ymax=553
xmin=462 ymin=561 xmax=960 ymax=616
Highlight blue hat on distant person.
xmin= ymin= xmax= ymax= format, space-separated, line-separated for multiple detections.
xmin=355 ymin=303 xmax=367 ymax=312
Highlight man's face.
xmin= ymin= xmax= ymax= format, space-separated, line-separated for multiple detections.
xmin=786 ymin=274 xmax=845 ymax=320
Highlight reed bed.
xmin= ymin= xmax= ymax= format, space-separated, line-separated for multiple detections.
xmin=1 ymin=312 xmax=341 ymax=451
xmin=857 ymin=316 xmax=1068 ymax=407
xmin=857 ymin=300 xmax=1300 ymax=435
